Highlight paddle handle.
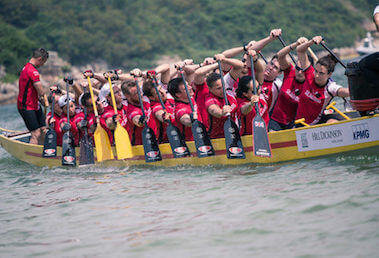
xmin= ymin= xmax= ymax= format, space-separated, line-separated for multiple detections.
xmin=295 ymin=118 xmax=310 ymax=127
xmin=179 ymin=69 xmax=195 ymax=113
xmin=307 ymin=47 xmax=318 ymax=62
xmin=277 ymin=35 xmax=298 ymax=66
xmin=320 ymin=42 xmax=346 ymax=68
xmin=107 ymin=77 xmax=118 ymax=115
xmin=65 ymin=78 xmax=71 ymax=124
xmin=151 ymin=76 xmax=167 ymax=111
xmin=49 ymin=92 xmax=55 ymax=128
xmin=258 ymin=51 xmax=268 ymax=64
xmin=326 ymin=101 xmax=351 ymax=120
xmin=217 ymin=61 xmax=229 ymax=106
xmin=134 ymin=77 xmax=146 ymax=117
xmin=249 ymin=54 xmax=259 ymax=113
xmin=87 ymin=77 xmax=99 ymax=118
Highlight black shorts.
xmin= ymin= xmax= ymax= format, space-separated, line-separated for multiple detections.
xmin=18 ymin=108 xmax=46 ymax=131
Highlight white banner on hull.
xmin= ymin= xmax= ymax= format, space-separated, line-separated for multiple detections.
xmin=296 ymin=117 xmax=379 ymax=152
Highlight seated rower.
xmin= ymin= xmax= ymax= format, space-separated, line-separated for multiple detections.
xmin=295 ymin=37 xmax=350 ymax=125
xmin=143 ymin=77 xmax=174 ymax=144
xmin=168 ymin=77 xmax=202 ymax=142
xmin=203 ymin=54 xmax=244 ymax=139
xmin=121 ymin=78 xmax=157 ymax=145
xmin=236 ymin=56 xmax=266 ymax=136
xmin=77 ymin=92 xmax=107 ymax=142
xmin=269 ymin=36 xmax=313 ymax=131
xmin=100 ymin=84 xmax=128 ymax=144
xmin=57 ymin=95 xmax=80 ymax=146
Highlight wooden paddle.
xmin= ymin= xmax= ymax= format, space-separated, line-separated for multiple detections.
xmin=217 ymin=60 xmax=245 ymax=159
xmin=107 ymin=77 xmax=133 ymax=160
xmin=250 ymin=57 xmax=272 ymax=157
xmin=61 ymin=77 xmax=76 ymax=166
xmin=134 ymin=77 xmax=162 ymax=162
xmin=42 ymin=92 xmax=57 ymax=157
xmin=150 ymin=76 xmax=190 ymax=158
xmin=277 ymin=35 xmax=303 ymax=71
xmin=87 ymin=77 xmax=114 ymax=161
xmin=179 ymin=69 xmax=215 ymax=158
xmin=78 ymin=89 xmax=95 ymax=165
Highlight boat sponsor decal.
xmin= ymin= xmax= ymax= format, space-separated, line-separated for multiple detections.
xmin=296 ymin=117 xmax=379 ymax=152
xmin=174 ymin=147 xmax=187 ymax=154
xmin=254 ymin=121 xmax=265 ymax=128
xmin=198 ymin=145 xmax=212 ymax=153
xmin=256 ymin=149 xmax=271 ymax=157
xmin=63 ymin=156 xmax=75 ymax=164
xmin=43 ymin=149 xmax=56 ymax=156
xmin=146 ymin=151 xmax=160 ymax=158
xmin=228 ymin=147 xmax=243 ymax=155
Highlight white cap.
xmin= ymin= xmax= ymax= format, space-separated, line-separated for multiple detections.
xmin=58 ymin=95 xmax=73 ymax=108
xmin=99 ymin=84 xmax=110 ymax=103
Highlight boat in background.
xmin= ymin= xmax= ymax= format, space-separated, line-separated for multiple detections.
xmin=1 ymin=113 xmax=378 ymax=167
xmin=356 ymin=32 xmax=379 ymax=55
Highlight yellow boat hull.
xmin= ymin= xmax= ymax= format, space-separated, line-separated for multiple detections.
xmin=1 ymin=115 xmax=378 ymax=167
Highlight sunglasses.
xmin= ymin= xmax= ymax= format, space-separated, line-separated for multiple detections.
xmin=295 ymin=65 xmax=304 ymax=72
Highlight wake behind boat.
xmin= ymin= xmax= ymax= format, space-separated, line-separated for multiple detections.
xmin=1 ymin=113 xmax=378 ymax=167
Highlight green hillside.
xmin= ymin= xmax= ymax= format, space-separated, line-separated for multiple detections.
xmin=0 ymin=0 xmax=376 ymax=78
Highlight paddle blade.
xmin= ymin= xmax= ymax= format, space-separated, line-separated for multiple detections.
xmin=42 ymin=128 xmax=57 ymax=157
xmin=62 ymin=131 xmax=76 ymax=166
xmin=224 ymin=117 xmax=245 ymax=159
xmin=142 ymin=125 xmax=162 ymax=162
xmin=79 ymin=134 xmax=95 ymax=165
xmin=114 ymin=122 xmax=133 ymax=159
xmin=192 ymin=120 xmax=215 ymax=158
xmin=167 ymin=122 xmax=190 ymax=158
xmin=94 ymin=125 xmax=114 ymax=161
xmin=252 ymin=113 xmax=271 ymax=157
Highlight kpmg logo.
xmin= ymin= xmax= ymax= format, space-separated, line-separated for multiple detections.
xmin=352 ymin=123 xmax=370 ymax=140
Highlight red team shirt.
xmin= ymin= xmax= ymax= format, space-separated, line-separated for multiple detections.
xmin=174 ymin=97 xmax=202 ymax=141
xmin=237 ymin=95 xmax=269 ymax=136
xmin=205 ymin=92 xmax=238 ymax=139
xmin=18 ymin=63 xmax=41 ymax=110
xmin=150 ymin=98 xmax=175 ymax=143
xmin=271 ymin=64 xmax=313 ymax=125
xmin=295 ymin=71 xmax=342 ymax=125
xmin=101 ymin=104 xmax=128 ymax=145
xmin=126 ymin=101 xmax=157 ymax=145
xmin=193 ymin=81 xmax=210 ymax=129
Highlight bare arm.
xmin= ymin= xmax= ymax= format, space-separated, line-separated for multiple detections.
xmin=250 ymin=29 xmax=282 ymax=52
xmin=337 ymin=88 xmax=350 ymax=98
xmin=193 ymin=62 xmax=218 ymax=85
xmin=297 ymin=36 xmax=322 ymax=69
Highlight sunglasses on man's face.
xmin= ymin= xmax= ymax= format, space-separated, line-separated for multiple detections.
xmin=295 ymin=65 xmax=304 ymax=72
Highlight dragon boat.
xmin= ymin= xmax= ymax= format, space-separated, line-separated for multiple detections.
xmin=1 ymin=113 xmax=378 ymax=167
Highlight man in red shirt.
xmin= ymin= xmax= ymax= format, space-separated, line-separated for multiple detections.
xmin=269 ymin=37 xmax=313 ymax=131
xmin=168 ymin=77 xmax=202 ymax=141
xmin=143 ymin=79 xmax=174 ymax=143
xmin=295 ymin=37 xmax=350 ymax=125
xmin=121 ymin=80 xmax=156 ymax=145
xmin=17 ymin=48 xmax=49 ymax=144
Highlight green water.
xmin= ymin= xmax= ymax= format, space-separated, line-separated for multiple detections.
xmin=1 ymin=66 xmax=379 ymax=257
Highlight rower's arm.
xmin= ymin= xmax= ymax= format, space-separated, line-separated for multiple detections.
xmin=297 ymin=36 xmax=322 ymax=69
xmin=337 ymin=88 xmax=350 ymax=98
xmin=250 ymin=29 xmax=282 ymax=52
xmin=193 ymin=62 xmax=218 ymax=85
